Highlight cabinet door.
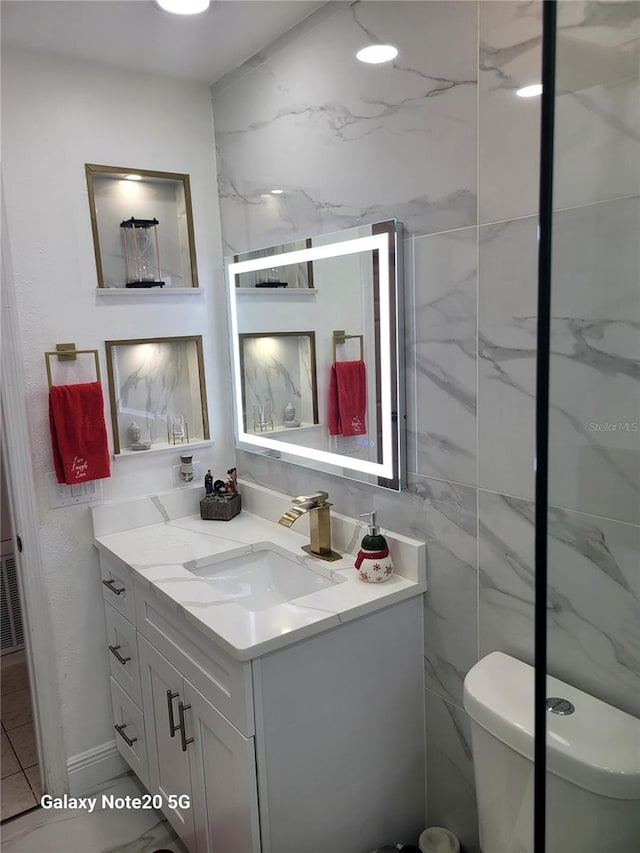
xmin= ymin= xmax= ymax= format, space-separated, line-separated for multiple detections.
xmin=183 ymin=680 xmax=261 ymax=853
xmin=138 ymin=635 xmax=196 ymax=851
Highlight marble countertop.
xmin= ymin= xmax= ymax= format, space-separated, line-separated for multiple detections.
xmin=92 ymin=482 xmax=426 ymax=661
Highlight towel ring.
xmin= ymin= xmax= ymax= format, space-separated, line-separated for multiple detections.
xmin=332 ymin=330 xmax=364 ymax=364
xmin=45 ymin=343 xmax=101 ymax=389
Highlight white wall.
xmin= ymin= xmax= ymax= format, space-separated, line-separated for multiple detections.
xmin=1 ymin=444 xmax=13 ymax=545
xmin=1 ymin=47 xmax=234 ymax=766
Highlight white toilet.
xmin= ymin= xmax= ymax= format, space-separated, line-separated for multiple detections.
xmin=463 ymin=652 xmax=640 ymax=853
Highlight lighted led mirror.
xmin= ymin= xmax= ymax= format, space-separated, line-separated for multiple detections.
xmin=227 ymin=220 xmax=405 ymax=490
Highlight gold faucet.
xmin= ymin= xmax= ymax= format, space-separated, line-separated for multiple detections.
xmin=278 ymin=492 xmax=342 ymax=562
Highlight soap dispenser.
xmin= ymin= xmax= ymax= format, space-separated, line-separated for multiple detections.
xmin=355 ymin=511 xmax=394 ymax=583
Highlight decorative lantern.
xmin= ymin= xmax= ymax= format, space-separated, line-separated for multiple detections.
xmin=120 ymin=217 xmax=165 ymax=288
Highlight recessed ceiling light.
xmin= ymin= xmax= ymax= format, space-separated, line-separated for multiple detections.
xmin=156 ymin=0 xmax=210 ymax=15
xmin=356 ymin=45 xmax=398 ymax=65
xmin=271 ymin=189 xmax=284 ymax=195
xmin=516 ymin=84 xmax=543 ymax=98
xmin=125 ymin=174 xmax=142 ymax=181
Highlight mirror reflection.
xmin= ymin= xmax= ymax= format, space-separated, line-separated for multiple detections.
xmin=227 ymin=220 xmax=405 ymax=490
xmin=240 ymin=331 xmax=319 ymax=433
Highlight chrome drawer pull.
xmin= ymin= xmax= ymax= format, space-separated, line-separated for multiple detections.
xmin=114 ymin=723 xmax=137 ymax=747
xmin=102 ymin=578 xmax=125 ymax=596
xmin=167 ymin=690 xmax=180 ymax=737
xmin=178 ymin=701 xmax=194 ymax=752
xmin=108 ymin=644 xmax=131 ymax=665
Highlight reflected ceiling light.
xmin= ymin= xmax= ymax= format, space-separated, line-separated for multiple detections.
xmin=356 ymin=44 xmax=398 ymax=64
xmin=125 ymin=174 xmax=142 ymax=181
xmin=156 ymin=0 xmax=210 ymax=15
xmin=516 ymin=83 xmax=543 ymax=98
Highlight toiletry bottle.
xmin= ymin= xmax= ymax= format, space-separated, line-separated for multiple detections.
xmin=355 ymin=511 xmax=394 ymax=583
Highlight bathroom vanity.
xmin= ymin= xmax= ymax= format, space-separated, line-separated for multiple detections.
xmin=92 ymin=482 xmax=427 ymax=853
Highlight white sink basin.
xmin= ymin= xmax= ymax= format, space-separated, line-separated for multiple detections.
xmin=188 ymin=547 xmax=339 ymax=611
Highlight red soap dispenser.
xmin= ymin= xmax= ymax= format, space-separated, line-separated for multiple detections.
xmin=355 ymin=511 xmax=395 ymax=583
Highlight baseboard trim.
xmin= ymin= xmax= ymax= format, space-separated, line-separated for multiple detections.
xmin=67 ymin=741 xmax=127 ymax=795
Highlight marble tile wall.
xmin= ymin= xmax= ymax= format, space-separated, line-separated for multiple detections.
xmin=212 ymin=2 xmax=639 ymax=849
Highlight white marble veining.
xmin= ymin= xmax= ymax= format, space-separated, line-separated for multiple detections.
xmin=478 ymin=0 xmax=543 ymax=224
xmin=478 ymin=215 xmax=538 ymax=500
xmin=413 ymin=226 xmax=477 ymax=487
xmin=414 ymin=476 xmax=477 ymax=709
xmin=425 ymin=690 xmax=479 ymax=853
xmin=479 ymin=0 xmax=639 ymax=224
xmin=548 ymin=196 xmax=640 ymax=525
xmin=212 ymin=1 xmax=478 ymax=254
xmin=91 ymin=481 xmax=426 ymax=661
xmin=478 ymin=490 xmax=640 ymax=718
xmin=554 ymin=0 xmax=640 ymax=211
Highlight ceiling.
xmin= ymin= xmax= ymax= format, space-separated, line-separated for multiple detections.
xmin=1 ymin=0 xmax=326 ymax=85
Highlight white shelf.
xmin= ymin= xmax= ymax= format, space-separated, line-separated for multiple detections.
xmin=235 ymin=288 xmax=316 ymax=297
xmin=96 ymin=288 xmax=203 ymax=297
xmin=113 ymin=439 xmax=213 ymax=460
xmin=248 ymin=423 xmax=322 ymax=435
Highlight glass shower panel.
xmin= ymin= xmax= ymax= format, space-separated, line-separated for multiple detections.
xmin=546 ymin=2 xmax=639 ymax=850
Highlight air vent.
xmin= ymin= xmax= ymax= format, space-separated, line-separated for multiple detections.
xmin=1 ymin=553 xmax=25 ymax=655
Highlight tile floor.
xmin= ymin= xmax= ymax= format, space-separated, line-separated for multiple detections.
xmin=1 ymin=651 xmax=42 ymax=821
xmin=1 ymin=773 xmax=187 ymax=852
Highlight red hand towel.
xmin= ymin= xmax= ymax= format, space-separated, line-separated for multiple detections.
xmin=329 ymin=360 xmax=367 ymax=437
xmin=49 ymin=382 xmax=111 ymax=485
xmin=328 ymin=364 xmax=341 ymax=435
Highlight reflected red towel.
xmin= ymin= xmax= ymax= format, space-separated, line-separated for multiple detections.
xmin=328 ymin=360 xmax=367 ymax=437
xmin=49 ymin=382 xmax=111 ymax=484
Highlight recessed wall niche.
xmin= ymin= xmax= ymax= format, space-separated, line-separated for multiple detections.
xmin=105 ymin=336 xmax=210 ymax=455
xmin=85 ymin=164 xmax=198 ymax=289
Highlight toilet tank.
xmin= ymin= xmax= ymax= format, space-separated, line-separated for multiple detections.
xmin=463 ymin=652 xmax=640 ymax=853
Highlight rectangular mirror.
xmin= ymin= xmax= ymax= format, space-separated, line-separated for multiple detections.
xmin=227 ymin=220 xmax=405 ymax=490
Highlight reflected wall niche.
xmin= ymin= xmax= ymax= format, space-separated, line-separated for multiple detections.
xmin=85 ymin=164 xmax=198 ymax=289
xmin=239 ymin=331 xmax=319 ymax=434
xmin=105 ymin=336 xmax=209 ymax=455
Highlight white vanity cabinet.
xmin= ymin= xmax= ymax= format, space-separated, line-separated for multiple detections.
xmin=137 ymin=633 xmax=261 ymax=853
xmin=99 ymin=551 xmax=426 ymax=853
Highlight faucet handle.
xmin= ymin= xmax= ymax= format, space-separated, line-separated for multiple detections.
xmin=292 ymin=491 xmax=330 ymax=508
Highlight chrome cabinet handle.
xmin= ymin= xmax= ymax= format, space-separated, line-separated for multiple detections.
xmin=114 ymin=723 xmax=137 ymax=747
xmin=102 ymin=578 xmax=125 ymax=596
xmin=166 ymin=690 xmax=180 ymax=737
xmin=108 ymin=644 xmax=131 ymax=665
xmin=178 ymin=701 xmax=194 ymax=752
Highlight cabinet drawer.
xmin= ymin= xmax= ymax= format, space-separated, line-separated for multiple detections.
xmin=136 ymin=584 xmax=254 ymax=737
xmin=100 ymin=552 xmax=135 ymax=623
xmin=104 ymin=603 xmax=142 ymax=707
xmin=110 ymin=677 xmax=148 ymax=788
